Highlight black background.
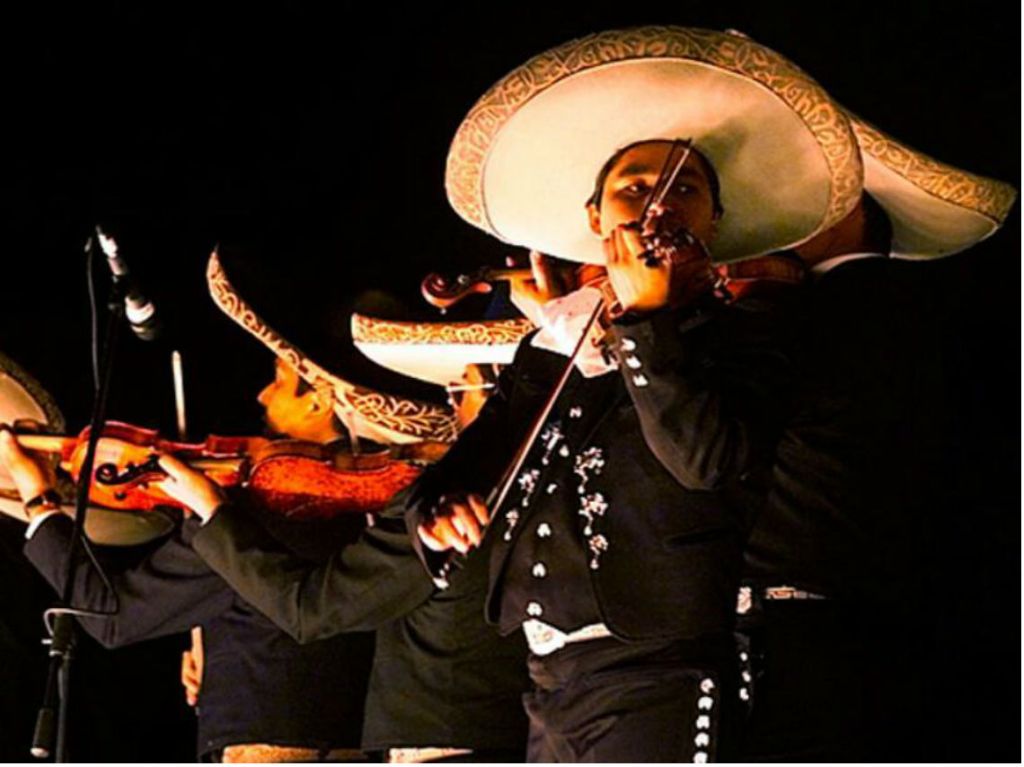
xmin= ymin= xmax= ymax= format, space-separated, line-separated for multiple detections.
xmin=0 ymin=2 xmax=1018 ymax=761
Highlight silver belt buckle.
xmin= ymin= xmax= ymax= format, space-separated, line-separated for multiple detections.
xmin=764 ymin=585 xmax=827 ymax=601
xmin=737 ymin=585 xmax=828 ymax=614
xmin=523 ymin=619 xmax=568 ymax=656
xmin=523 ymin=620 xmax=612 ymax=656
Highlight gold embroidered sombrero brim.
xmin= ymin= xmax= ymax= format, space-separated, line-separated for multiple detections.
xmin=848 ymin=116 xmax=1016 ymax=258
xmin=446 ymin=26 xmax=863 ymax=264
xmin=352 ymin=314 xmax=533 ymax=385
xmin=207 ymin=251 xmax=459 ymax=444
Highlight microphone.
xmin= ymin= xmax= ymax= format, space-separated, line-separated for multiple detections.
xmin=94 ymin=226 xmax=161 ymax=341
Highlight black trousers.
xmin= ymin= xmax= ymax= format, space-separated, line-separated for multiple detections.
xmin=524 ymin=635 xmax=738 ymax=763
xmin=736 ymin=600 xmax=929 ymax=763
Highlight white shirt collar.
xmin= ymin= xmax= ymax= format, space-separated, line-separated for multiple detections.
xmin=810 ymin=252 xmax=888 ymax=279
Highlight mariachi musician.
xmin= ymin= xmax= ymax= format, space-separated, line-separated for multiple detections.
xmin=0 ymin=233 xmax=460 ymax=762
xmin=87 ymin=244 xmax=535 ymax=763
xmin=408 ymin=27 xmax=864 ymax=762
xmin=175 ymin=252 xmax=534 ymax=764
xmin=720 ymin=34 xmax=1018 ymax=761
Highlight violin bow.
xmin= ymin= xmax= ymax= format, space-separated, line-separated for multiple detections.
xmin=432 ymin=140 xmax=696 ymax=587
xmin=639 ymin=138 xmax=693 ymax=230
xmin=433 ymin=296 xmax=606 ymax=588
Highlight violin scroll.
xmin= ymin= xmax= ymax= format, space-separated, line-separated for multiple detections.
xmin=420 ymin=266 xmax=531 ymax=311
xmin=420 ymin=271 xmax=495 ymax=311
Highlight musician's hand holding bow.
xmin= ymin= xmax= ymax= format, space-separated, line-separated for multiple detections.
xmin=417 ymin=493 xmax=490 ymax=554
xmin=155 ymin=453 xmax=226 ymax=523
xmin=604 ymin=207 xmax=716 ymax=314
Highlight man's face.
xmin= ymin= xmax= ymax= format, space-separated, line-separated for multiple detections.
xmin=257 ymin=359 xmax=333 ymax=441
xmin=587 ymin=141 xmax=719 ymax=246
xmin=446 ymin=364 xmax=494 ymax=429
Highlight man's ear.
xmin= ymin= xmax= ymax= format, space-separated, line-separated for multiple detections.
xmin=586 ymin=202 xmax=602 ymax=236
xmin=307 ymin=390 xmax=331 ymax=416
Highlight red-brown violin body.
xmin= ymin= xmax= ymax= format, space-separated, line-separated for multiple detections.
xmin=15 ymin=422 xmax=441 ymax=520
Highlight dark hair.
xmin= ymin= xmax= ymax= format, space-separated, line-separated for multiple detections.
xmin=861 ymin=192 xmax=893 ymax=251
xmin=586 ymin=140 xmax=724 ymax=218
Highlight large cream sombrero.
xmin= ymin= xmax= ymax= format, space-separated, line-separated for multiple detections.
xmin=351 ymin=314 xmax=533 ymax=386
xmin=207 ymin=252 xmax=459 ymax=444
xmin=446 ymin=26 xmax=864 ymax=264
xmin=715 ymin=28 xmax=1017 ymax=258
xmin=848 ymin=116 xmax=1016 ymax=258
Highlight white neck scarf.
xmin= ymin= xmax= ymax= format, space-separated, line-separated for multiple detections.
xmin=529 ymin=286 xmax=617 ymax=378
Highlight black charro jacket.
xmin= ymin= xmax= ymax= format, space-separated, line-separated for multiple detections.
xmin=191 ymin=488 xmax=530 ymax=753
xmin=23 ymin=512 xmax=373 ymax=757
xmin=408 ymin=298 xmax=795 ymax=642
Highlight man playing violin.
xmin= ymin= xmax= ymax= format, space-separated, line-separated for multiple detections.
xmin=400 ymin=27 xmax=879 ymax=762
xmin=730 ymin=105 xmax=1016 ymax=762
xmin=0 ymin=356 xmax=378 ymax=763
xmin=426 ymin=27 xmax=1016 ymax=764
xmin=193 ymin=246 xmax=535 ymax=763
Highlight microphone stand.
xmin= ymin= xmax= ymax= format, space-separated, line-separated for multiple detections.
xmin=32 ymin=238 xmax=127 ymax=762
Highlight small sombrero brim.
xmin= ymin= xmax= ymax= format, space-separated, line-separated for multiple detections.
xmin=352 ymin=314 xmax=532 ymax=385
xmin=447 ymin=26 xmax=863 ymax=264
xmin=850 ymin=117 xmax=1017 ymax=258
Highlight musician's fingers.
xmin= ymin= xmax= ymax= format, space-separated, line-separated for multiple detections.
xmin=155 ymin=454 xmax=226 ymax=521
xmin=417 ymin=521 xmax=448 ymax=552
xmin=445 ymin=499 xmax=482 ymax=548
xmin=181 ymin=651 xmax=200 ymax=705
xmin=191 ymin=626 xmax=204 ymax=663
xmin=451 ymin=507 xmax=482 ymax=548
xmin=617 ymin=226 xmax=647 ymax=261
xmin=609 ymin=227 xmax=630 ymax=266
xmin=466 ymin=494 xmax=491 ymax=526
xmin=0 ymin=428 xmax=28 ymax=463
xmin=426 ymin=515 xmax=469 ymax=554
xmin=155 ymin=452 xmax=190 ymax=481
xmin=438 ymin=514 xmax=470 ymax=554
xmin=0 ymin=429 xmax=55 ymax=502
xmin=181 ymin=651 xmax=197 ymax=685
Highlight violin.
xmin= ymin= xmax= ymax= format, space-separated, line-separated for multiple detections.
xmin=424 ymin=141 xmax=806 ymax=586
xmin=14 ymin=422 xmax=444 ymax=521
xmin=422 ymin=138 xmax=804 ymax=315
xmin=422 ymin=254 xmax=804 ymax=313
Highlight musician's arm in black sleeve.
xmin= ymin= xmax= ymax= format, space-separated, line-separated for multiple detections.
xmin=192 ymin=488 xmax=436 ymax=644
xmin=404 ymin=340 xmax=551 ymax=577
xmin=611 ymin=302 xmax=794 ymax=490
xmin=22 ymin=514 xmax=233 ymax=648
